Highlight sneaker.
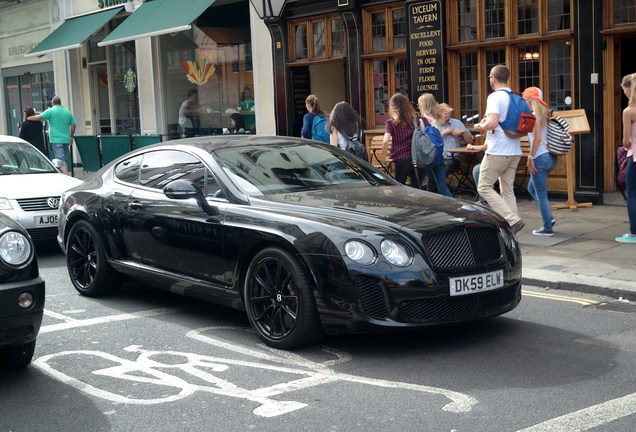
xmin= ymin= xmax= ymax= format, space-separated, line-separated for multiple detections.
xmin=615 ymin=233 xmax=636 ymax=243
xmin=510 ymin=220 xmax=525 ymax=234
xmin=551 ymin=218 xmax=556 ymax=227
xmin=532 ymin=228 xmax=554 ymax=237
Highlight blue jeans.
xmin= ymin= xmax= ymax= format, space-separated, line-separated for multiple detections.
xmin=420 ymin=163 xmax=452 ymax=197
xmin=627 ymin=158 xmax=636 ymax=235
xmin=527 ymin=152 xmax=557 ymax=231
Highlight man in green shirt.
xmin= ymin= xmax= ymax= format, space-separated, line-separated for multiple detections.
xmin=28 ymin=96 xmax=76 ymax=175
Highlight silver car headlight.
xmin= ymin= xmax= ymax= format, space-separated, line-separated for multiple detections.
xmin=344 ymin=240 xmax=376 ymax=265
xmin=0 ymin=231 xmax=32 ymax=266
xmin=381 ymin=239 xmax=412 ymax=267
xmin=0 ymin=198 xmax=13 ymax=210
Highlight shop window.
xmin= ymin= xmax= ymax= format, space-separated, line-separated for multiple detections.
xmin=88 ymin=28 xmax=107 ymax=63
xmin=362 ymin=4 xmax=408 ymax=128
xmin=161 ymin=25 xmax=255 ymax=136
xmin=613 ymin=0 xmax=636 ymax=25
xmin=289 ymin=16 xmax=346 ymax=62
xmin=548 ymin=42 xmax=572 ymax=110
xmin=518 ymin=45 xmax=540 ymax=91
xmin=518 ymin=0 xmax=538 ymax=35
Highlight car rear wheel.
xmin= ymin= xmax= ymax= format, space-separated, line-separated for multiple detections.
xmin=0 ymin=340 xmax=35 ymax=369
xmin=66 ymin=220 xmax=119 ymax=297
xmin=244 ymin=248 xmax=323 ymax=349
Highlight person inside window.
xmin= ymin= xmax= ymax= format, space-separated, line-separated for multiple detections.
xmin=178 ymin=89 xmax=201 ymax=137
xmin=238 ymin=86 xmax=255 ymax=111
xmin=230 ymin=113 xmax=246 ymax=133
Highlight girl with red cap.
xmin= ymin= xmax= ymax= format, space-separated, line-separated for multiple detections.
xmin=522 ymin=86 xmax=557 ymax=236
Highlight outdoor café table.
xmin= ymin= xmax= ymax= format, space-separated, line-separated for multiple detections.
xmin=446 ymin=146 xmax=483 ymax=198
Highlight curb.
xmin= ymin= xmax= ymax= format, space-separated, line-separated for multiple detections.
xmin=522 ymin=268 xmax=636 ymax=301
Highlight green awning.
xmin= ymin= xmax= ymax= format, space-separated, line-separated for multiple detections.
xmin=25 ymin=7 xmax=123 ymax=58
xmin=98 ymin=0 xmax=215 ymax=47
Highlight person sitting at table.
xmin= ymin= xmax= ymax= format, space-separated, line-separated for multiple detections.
xmin=178 ymin=89 xmax=201 ymax=137
xmin=238 ymin=86 xmax=255 ymax=111
xmin=229 ymin=113 xmax=246 ymax=133
xmin=426 ymin=103 xmax=474 ymax=193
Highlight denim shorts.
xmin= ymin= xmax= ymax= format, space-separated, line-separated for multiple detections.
xmin=52 ymin=143 xmax=69 ymax=163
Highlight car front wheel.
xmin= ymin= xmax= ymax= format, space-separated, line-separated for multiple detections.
xmin=244 ymin=248 xmax=323 ymax=349
xmin=66 ymin=220 xmax=119 ymax=297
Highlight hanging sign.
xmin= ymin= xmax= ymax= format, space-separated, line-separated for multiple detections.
xmin=123 ymin=68 xmax=137 ymax=93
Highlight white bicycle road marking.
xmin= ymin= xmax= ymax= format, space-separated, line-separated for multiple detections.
xmin=32 ymin=326 xmax=477 ymax=417
xmin=517 ymin=392 xmax=636 ymax=432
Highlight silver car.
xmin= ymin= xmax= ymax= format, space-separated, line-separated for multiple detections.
xmin=0 ymin=135 xmax=82 ymax=241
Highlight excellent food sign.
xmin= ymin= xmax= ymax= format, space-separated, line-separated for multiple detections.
xmin=408 ymin=0 xmax=444 ymax=102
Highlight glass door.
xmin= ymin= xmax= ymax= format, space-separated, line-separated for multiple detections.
xmin=90 ymin=64 xmax=112 ymax=134
xmin=4 ymin=76 xmax=21 ymax=136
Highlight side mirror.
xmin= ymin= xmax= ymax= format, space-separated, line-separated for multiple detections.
xmin=164 ymin=179 xmax=199 ymax=200
xmin=51 ymin=158 xmax=66 ymax=169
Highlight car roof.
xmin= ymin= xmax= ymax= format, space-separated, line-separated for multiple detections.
xmin=155 ymin=135 xmax=312 ymax=153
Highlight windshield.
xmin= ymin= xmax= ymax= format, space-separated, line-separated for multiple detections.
xmin=212 ymin=142 xmax=396 ymax=196
xmin=0 ymin=141 xmax=57 ymax=175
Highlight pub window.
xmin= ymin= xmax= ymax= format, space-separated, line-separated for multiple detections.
xmin=518 ymin=0 xmax=538 ymax=35
xmin=289 ymin=17 xmax=346 ymax=62
xmin=446 ymin=1 xmax=573 ymax=126
xmin=362 ymin=4 xmax=408 ymax=128
xmin=458 ymin=0 xmax=477 ymax=42
xmin=614 ymin=0 xmax=636 ymax=24
xmin=548 ymin=0 xmax=571 ymax=31
xmin=485 ymin=0 xmax=505 ymax=39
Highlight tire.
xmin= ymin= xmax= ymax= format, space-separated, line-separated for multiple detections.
xmin=0 ymin=340 xmax=36 ymax=369
xmin=66 ymin=220 xmax=120 ymax=297
xmin=244 ymin=248 xmax=323 ymax=349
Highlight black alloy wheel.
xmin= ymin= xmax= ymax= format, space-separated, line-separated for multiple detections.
xmin=66 ymin=220 xmax=119 ymax=297
xmin=244 ymin=248 xmax=322 ymax=349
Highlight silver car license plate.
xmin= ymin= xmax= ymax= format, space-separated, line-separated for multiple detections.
xmin=34 ymin=214 xmax=58 ymax=226
xmin=449 ymin=269 xmax=504 ymax=296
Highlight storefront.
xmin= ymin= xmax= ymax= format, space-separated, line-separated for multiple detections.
xmin=4 ymin=0 xmax=275 ymax=151
xmin=254 ymin=0 xmax=636 ymax=203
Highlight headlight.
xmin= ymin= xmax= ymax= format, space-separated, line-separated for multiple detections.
xmin=344 ymin=240 xmax=376 ymax=265
xmin=381 ymin=239 xmax=412 ymax=267
xmin=0 ymin=231 xmax=32 ymax=266
xmin=0 ymin=198 xmax=13 ymax=210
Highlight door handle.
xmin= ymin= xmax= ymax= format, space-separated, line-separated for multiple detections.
xmin=127 ymin=202 xmax=143 ymax=210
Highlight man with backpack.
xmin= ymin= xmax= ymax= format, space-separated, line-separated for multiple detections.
xmin=474 ymin=65 xmax=526 ymax=234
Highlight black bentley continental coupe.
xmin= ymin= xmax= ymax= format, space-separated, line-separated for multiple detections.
xmin=58 ymin=136 xmax=521 ymax=349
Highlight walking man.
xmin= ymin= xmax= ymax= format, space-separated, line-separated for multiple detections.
xmin=28 ymin=96 xmax=76 ymax=175
xmin=474 ymin=65 xmax=525 ymax=233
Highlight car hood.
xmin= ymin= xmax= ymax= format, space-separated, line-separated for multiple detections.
xmin=0 ymin=173 xmax=83 ymax=199
xmin=250 ymin=186 xmax=504 ymax=231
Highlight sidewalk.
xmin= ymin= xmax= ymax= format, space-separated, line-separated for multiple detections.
xmin=515 ymin=192 xmax=636 ymax=301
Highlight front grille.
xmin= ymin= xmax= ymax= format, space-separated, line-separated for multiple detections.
xmin=400 ymin=283 xmax=519 ymax=322
xmin=27 ymin=227 xmax=58 ymax=241
xmin=16 ymin=197 xmax=59 ymax=212
xmin=422 ymin=227 xmax=503 ymax=269
xmin=355 ymin=276 xmax=390 ymax=320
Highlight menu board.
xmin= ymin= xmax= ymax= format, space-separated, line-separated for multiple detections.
xmin=408 ymin=0 xmax=445 ymax=102
xmin=291 ymin=67 xmax=311 ymax=136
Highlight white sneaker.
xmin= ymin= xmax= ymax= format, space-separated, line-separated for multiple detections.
xmin=532 ymin=228 xmax=554 ymax=236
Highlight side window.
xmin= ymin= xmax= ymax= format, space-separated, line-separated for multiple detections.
xmin=114 ymin=155 xmax=143 ymax=185
xmin=139 ymin=150 xmax=203 ymax=190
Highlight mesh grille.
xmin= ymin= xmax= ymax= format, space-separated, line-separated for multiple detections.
xmin=26 ymin=227 xmax=58 ymax=241
xmin=16 ymin=197 xmax=58 ymax=212
xmin=400 ymin=283 xmax=519 ymax=322
xmin=422 ymin=227 xmax=503 ymax=269
xmin=355 ymin=276 xmax=390 ymax=320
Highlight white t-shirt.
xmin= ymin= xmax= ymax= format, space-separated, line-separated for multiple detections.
xmin=527 ymin=123 xmax=549 ymax=158
xmin=484 ymin=88 xmax=522 ymax=156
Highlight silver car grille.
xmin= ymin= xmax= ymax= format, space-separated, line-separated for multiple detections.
xmin=16 ymin=197 xmax=60 ymax=212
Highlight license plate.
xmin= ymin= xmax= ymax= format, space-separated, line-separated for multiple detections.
xmin=34 ymin=214 xmax=58 ymax=226
xmin=449 ymin=269 xmax=504 ymax=296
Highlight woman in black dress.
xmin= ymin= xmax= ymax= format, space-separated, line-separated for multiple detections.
xmin=19 ymin=107 xmax=47 ymax=155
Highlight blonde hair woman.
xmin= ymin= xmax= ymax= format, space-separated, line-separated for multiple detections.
xmin=522 ymin=86 xmax=557 ymax=236
xmin=616 ymin=73 xmax=636 ymax=243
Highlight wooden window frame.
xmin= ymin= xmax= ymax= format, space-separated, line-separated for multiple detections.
xmin=288 ymin=15 xmax=346 ymax=64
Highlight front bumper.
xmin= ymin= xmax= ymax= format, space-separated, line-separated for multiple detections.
xmin=0 ymin=277 xmax=45 ymax=348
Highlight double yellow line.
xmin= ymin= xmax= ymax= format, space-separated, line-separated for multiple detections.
xmin=521 ymin=289 xmax=602 ymax=306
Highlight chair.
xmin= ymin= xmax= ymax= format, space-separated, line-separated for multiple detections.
xmin=100 ymin=135 xmax=132 ymax=165
xmin=133 ymin=134 xmax=162 ymax=149
xmin=74 ymin=135 xmax=102 ymax=172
